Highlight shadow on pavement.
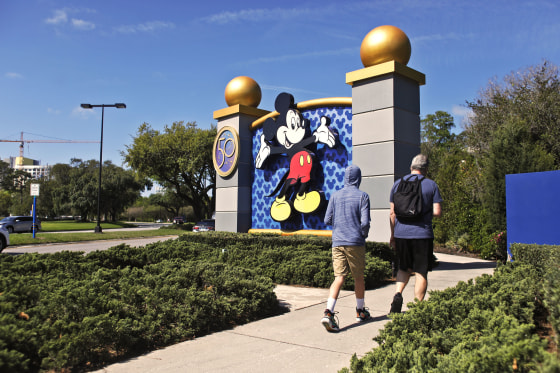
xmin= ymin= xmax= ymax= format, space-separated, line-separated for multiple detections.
xmin=435 ymin=260 xmax=497 ymax=271
xmin=338 ymin=315 xmax=389 ymax=332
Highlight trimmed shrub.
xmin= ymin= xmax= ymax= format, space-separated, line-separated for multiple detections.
xmin=0 ymin=232 xmax=393 ymax=372
xmin=344 ymin=263 xmax=555 ymax=372
xmin=343 ymin=243 xmax=560 ymax=372
xmin=0 ymin=251 xmax=280 ymax=371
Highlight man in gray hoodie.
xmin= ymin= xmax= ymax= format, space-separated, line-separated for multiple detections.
xmin=321 ymin=165 xmax=371 ymax=332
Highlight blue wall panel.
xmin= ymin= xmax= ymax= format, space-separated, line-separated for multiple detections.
xmin=506 ymin=170 xmax=560 ymax=256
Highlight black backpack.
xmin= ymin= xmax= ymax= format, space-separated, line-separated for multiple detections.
xmin=393 ymin=175 xmax=424 ymax=221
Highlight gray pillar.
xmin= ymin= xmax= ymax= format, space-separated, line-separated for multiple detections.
xmin=213 ymin=105 xmax=270 ymax=233
xmin=346 ymin=61 xmax=426 ymax=242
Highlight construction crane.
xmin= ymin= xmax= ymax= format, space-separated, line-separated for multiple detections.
xmin=0 ymin=132 xmax=99 ymax=158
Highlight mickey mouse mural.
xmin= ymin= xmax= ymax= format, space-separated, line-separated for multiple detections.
xmin=255 ymin=93 xmax=336 ymax=222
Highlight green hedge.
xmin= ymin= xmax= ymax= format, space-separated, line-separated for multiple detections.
xmin=344 ymin=243 xmax=560 ymax=372
xmin=0 ymin=232 xmax=393 ymax=372
xmin=138 ymin=232 xmax=393 ymax=289
xmin=344 ymin=263 xmax=558 ymax=372
xmin=511 ymin=243 xmax=560 ymax=346
xmin=0 ymin=250 xmax=278 ymax=371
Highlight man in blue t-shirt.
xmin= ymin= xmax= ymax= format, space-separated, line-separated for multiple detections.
xmin=389 ymin=154 xmax=442 ymax=314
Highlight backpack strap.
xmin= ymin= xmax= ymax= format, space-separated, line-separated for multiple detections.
xmin=403 ymin=174 xmax=424 ymax=182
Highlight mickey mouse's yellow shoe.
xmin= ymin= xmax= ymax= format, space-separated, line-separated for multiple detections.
xmin=270 ymin=196 xmax=292 ymax=222
xmin=294 ymin=191 xmax=321 ymax=214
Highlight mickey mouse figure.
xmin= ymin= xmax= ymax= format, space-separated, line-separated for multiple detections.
xmin=255 ymin=93 xmax=336 ymax=222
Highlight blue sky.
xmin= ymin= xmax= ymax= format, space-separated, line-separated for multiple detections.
xmin=1 ymin=0 xmax=560 ymax=167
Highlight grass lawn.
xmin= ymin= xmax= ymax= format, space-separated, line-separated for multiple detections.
xmin=7 ymin=220 xmax=187 ymax=246
xmin=8 ymin=229 xmax=182 ymax=246
xmin=40 ymin=220 xmax=136 ymax=232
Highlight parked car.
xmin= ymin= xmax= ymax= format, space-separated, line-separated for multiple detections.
xmin=173 ymin=217 xmax=184 ymax=224
xmin=192 ymin=219 xmax=215 ymax=232
xmin=0 ymin=226 xmax=9 ymax=253
xmin=0 ymin=216 xmax=41 ymax=233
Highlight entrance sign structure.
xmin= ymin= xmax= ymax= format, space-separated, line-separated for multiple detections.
xmin=213 ymin=25 xmax=425 ymax=242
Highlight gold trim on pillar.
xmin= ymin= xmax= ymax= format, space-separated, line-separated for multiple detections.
xmin=213 ymin=126 xmax=240 ymax=178
xmin=213 ymin=104 xmax=270 ymax=120
xmin=346 ymin=60 xmax=425 ymax=86
xmin=248 ymin=228 xmax=333 ymax=237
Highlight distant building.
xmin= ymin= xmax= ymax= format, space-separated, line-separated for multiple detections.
xmin=3 ymin=156 xmax=51 ymax=179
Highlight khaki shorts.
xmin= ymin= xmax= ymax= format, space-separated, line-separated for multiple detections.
xmin=332 ymin=245 xmax=366 ymax=278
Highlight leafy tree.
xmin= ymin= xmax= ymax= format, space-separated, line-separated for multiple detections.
xmin=0 ymin=160 xmax=13 ymax=191
xmin=148 ymin=189 xmax=185 ymax=218
xmin=465 ymin=61 xmax=560 ymax=232
xmin=68 ymin=159 xmax=99 ymax=220
xmin=49 ymin=163 xmax=74 ymax=217
xmin=466 ymin=61 xmax=560 ymax=164
xmin=481 ymin=118 xmax=555 ymax=230
xmin=123 ymin=121 xmax=216 ymax=220
xmin=0 ymin=190 xmax=11 ymax=217
xmin=100 ymin=162 xmax=149 ymax=221
xmin=64 ymin=159 xmax=147 ymax=221
xmin=421 ymin=111 xmax=456 ymax=162
xmin=420 ymin=112 xmax=483 ymax=246
xmin=35 ymin=177 xmax=55 ymax=218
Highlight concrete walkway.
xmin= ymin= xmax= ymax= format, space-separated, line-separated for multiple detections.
xmin=94 ymin=253 xmax=496 ymax=373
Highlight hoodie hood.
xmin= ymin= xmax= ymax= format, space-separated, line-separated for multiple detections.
xmin=344 ymin=165 xmax=361 ymax=188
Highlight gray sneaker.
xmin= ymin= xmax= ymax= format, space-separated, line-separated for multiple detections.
xmin=321 ymin=309 xmax=339 ymax=332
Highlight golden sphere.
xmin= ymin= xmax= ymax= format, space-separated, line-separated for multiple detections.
xmin=360 ymin=25 xmax=411 ymax=67
xmin=224 ymin=76 xmax=262 ymax=107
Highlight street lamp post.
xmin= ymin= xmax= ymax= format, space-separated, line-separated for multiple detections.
xmin=80 ymin=103 xmax=126 ymax=233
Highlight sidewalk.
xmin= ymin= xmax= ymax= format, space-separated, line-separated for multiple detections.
xmin=94 ymin=253 xmax=496 ymax=373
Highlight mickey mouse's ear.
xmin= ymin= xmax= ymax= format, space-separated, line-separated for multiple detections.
xmin=262 ymin=118 xmax=278 ymax=141
xmin=275 ymin=93 xmax=295 ymax=111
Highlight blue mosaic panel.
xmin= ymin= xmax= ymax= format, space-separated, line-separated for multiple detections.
xmin=251 ymin=106 xmax=352 ymax=230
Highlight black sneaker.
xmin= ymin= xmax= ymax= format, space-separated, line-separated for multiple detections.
xmin=356 ymin=307 xmax=371 ymax=322
xmin=389 ymin=292 xmax=403 ymax=314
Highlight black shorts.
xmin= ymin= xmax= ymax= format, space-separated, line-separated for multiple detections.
xmin=394 ymin=238 xmax=433 ymax=277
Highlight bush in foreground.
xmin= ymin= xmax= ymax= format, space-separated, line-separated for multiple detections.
xmin=0 ymin=232 xmax=393 ymax=372
xmin=0 ymin=250 xmax=279 ymax=371
xmin=343 ymin=243 xmax=560 ymax=372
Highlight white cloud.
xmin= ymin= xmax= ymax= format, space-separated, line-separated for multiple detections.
xmin=45 ymin=9 xmax=68 ymax=25
xmin=452 ymin=105 xmax=474 ymax=128
xmin=451 ymin=105 xmax=472 ymax=117
xmin=46 ymin=8 xmax=96 ymax=31
xmin=138 ymin=21 xmax=175 ymax=32
xmin=114 ymin=21 xmax=175 ymax=34
xmin=5 ymin=72 xmax=23 ymax=79
xmin=412 ymin=32 xmax=476 ymax=44
xmin=200 ymin=7 xmax=314 ymax=24
xmin=242 ymin=47 xmax=354 ymax=65
xmin=72 ymin=19 xmax=95 ymax=30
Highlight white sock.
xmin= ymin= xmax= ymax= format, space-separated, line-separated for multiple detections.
xmin=326 ymin=298 xmax=337 ymax=312
xmin=356 ymin=298 xmax=365 ymax=310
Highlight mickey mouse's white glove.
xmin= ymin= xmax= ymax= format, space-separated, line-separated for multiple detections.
xmin=314 ymin=116 xmax=335 ymax=148
xmin=255 ymin=134 xmax=270 ymax=169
